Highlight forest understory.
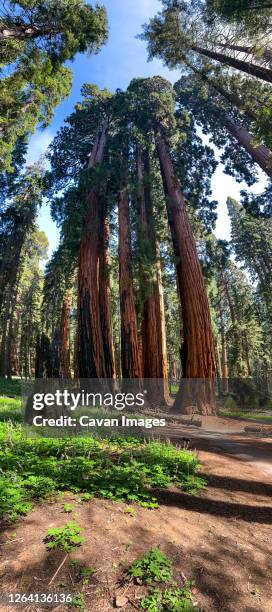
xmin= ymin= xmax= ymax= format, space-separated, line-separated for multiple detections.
xmin=1 ymin=438 xmax=271 ymax=612
xmin=1 ymin=1 xmax=272 ymax=611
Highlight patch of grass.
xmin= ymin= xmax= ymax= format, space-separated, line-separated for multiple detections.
xmin=220 ymin=410 xmax=272 ymax=422
xmin=0 ymin=396 xmax=22 ymax=422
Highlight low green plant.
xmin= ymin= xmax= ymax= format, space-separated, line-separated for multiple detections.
xmin=124 ymin=506 xmax=137 ymax=517
xmin=129 ymin=548 xmax=173 ymax=585
xmin=80 ymin=493 xmax=93 ymax=502
xmin=72 ymin=593 xmax=85 ymax=610
xmin=140 ymin=587 xmax=197 ymax=611
xmin=0 ymin=406 xmax=205 ymax=522
xmin=80 ymin=566 xmax=96 ymax=585
xmin=63 ymin=503 xmax=75 ymax=514
xmin=44 ymin=522 xmax=85 ymax=553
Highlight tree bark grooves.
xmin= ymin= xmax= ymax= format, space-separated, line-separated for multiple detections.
xmin=156 ymin=134 xmax=216 ymax=414
xmin=59 ymin=288 xmax=72 ymax=379
xmin=77 ymin=117 xmax=109 ymax=378
xmin=119 ymin=178 xmax=141 ymax=379
xmin=191 ymin=44 xmax=272 ymax=83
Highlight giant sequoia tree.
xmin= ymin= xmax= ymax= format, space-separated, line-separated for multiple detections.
xmin=47 ymin=76 xmax=217 ymax=412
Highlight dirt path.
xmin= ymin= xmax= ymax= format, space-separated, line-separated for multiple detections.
xmin=161 ymin=415 xmax=272 ymax=477
xmin=0 ymin=441 xmax=271 ymax=612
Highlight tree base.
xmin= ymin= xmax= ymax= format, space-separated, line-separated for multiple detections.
xmin=171 ymin=379 xmax=217 ymax=416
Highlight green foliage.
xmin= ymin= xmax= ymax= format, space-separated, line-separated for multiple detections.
xmin=141 ymin=587 xmax=197 ymax=611
xmin=72 ymin=593 xmax=85 ymax=610
xmin=63 ymin=503 xmax=75 ymax=514
xmin=129 ymin=548 xmax=173 ymax=584
xmin=0 ymin=418 xmax=204 ymax=521
xmin=80 ymin=566 xmax=96 ymax=585
xmin=0 ymin=1 xmax=108 ymax=169
xmin=129 ymin=547 xmax=201 ymax=611
xmin=0 ymin=397 xmax=22 ymax=423
xmin=44 ymin=522 xmax=84 ymax=553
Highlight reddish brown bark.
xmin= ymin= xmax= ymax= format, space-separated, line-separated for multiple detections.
xmin=156 ymin=135 xmax=216 ymax=414
xmin=59 ymin=288 xmax=72 ymax=379
xmin=77 ymin=117 xmax=109 ymax=378
xmin=119 ymin=183 xmax=141 ymax=379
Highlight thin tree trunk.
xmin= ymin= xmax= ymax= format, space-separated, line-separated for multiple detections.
xmin=0 ymin=24 xmax=59 ymax=40
xmin=119 ymin=179 xmax=141 ymax=379
xmin=98 ymin=197 xmax=116 ymax=379
xmin=155 ymin=243 xmax=169 ymax=385
xmin=137 ymin=146 xmax=169 ymax=404
xmin=216 ymin=340 xmax=223 ymax=379
xmin=225 ymin=118 xmax=272 ymax=176
xmin=191 ymin=44 xmax=272 ymax=83
xmin=77 ymin=117 xmax=109 ymax=378
xmin=217 ymin=43 xmax=272 ymax=62
xmin=59 ymin=288 xmax=72 ymax=379
xmin=156 ymin=134 xmax=216 ymax=414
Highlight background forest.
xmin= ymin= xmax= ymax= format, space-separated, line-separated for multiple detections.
xmin=0 ymin=0 xmax=272 ymax=414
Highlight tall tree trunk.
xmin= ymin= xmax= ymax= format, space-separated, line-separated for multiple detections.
xmin=223 ymin=280 xmax=242 ymax=376
xmin=191 ymin=44 xmax=272 ymax=83
xmin=77 ymin=117 xmax=109 ymax=378
xmin=59 ymin=288 xmax=72 ymax=379
xmin=98 ymin=197 xmax=116 ymax=379
xmin=137 ymin=147 xmax=169 ymax=404
xmin=119 ymin=179 xmax=141 ymax=379
xmin=156 ymin=134 xmax=216 ymax=414
xmin=225 ymin=119 xmax=272 ymax=176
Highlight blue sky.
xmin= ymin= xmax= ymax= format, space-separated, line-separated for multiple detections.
xmin=26 ymin=0 xmax=267 ymax=258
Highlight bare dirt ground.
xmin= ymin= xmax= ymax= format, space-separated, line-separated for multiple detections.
xmin=0 ymin=422 xmax=271 ymax=612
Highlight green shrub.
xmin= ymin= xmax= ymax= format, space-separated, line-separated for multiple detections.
xmin=223 ymin=397 xmax=237 ymax=410
xmin=129 ymin=548 xmax=173 ymax=585
xmin=140 ymin=587 xmax=197 ymax=611
xmin=44 ymin=522 xmax=85 ymax=553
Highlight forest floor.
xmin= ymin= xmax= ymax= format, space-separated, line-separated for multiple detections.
xmin=0 ymin=424 xmax=271 ymax=612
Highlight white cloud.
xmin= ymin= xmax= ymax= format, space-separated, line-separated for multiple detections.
xmin=26 ymin=128 xmax=55 ymax=166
